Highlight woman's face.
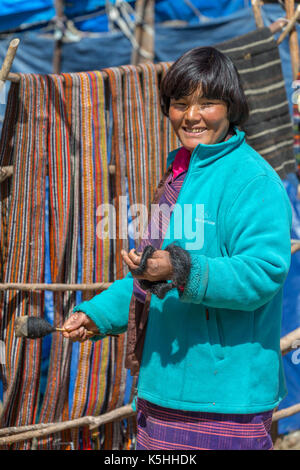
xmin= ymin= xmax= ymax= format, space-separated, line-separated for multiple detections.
xmin=169 ymin=88 xmax=230 ymax=152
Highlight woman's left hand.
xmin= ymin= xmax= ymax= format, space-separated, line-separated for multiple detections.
xmin=121 ymin=248 xmax=173 ymax=282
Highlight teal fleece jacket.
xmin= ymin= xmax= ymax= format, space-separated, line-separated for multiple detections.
xmin=74 ymin=129 xmax=292 ymax=413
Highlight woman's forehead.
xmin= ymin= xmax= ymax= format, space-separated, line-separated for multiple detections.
xmin=172 ymin=87 xmax=224 ymax=102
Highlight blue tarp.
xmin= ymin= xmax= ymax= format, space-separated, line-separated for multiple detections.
xmin=0 ymin=0 xmax=251 ymax=33
xmin=281 ymin=174 xmax=300 ymax=435
xmin=0 ymin=0 xmax=55 ymax=32
xmin=155 ymin=0 xmax=251 ymax=22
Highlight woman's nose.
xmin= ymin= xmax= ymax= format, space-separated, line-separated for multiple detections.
xmin=184 ymin=104 xmax=202 ymax=122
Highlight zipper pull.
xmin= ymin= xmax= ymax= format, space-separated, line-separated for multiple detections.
xmin=206 ymin=308 xmax=209 ymax=321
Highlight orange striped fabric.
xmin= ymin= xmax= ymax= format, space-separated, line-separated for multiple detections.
xmin=0 ymin=75 xmax=48 ymax=449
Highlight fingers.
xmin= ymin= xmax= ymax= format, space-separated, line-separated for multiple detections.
xmin=67 ymin=325 xmax=89 ymax=343
xmin=63 ymin=312 xmax=86 ymax=332
xmin=121 ymin=249 xmax=142 ymax=273
xmin=121 ymin=248 xmax=166 ymax=281
xmin=62 ymin=312 xmax=97 ymax=342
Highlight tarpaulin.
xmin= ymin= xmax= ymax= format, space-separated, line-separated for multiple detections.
xmin=279 ymin=173 xmax=300 ymax=434
xmin=0 ymin=0 xmax=55 ymax=32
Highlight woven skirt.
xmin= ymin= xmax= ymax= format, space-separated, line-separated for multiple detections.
xmin=136 ymin=398 xmax=274 ymax=450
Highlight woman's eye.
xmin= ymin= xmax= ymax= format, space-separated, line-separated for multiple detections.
xmin=174 ymin=102 xmax=186 ymax=107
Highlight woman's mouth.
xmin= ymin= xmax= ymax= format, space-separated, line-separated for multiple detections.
xmin=182 ymin=127 xmax=207 ymax=136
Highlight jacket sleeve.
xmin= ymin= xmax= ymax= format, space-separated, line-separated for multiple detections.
xmin=180 ymin=175 xmax=292 ymax=311
xmin=73 ymin=272 xmax=134 ymax=337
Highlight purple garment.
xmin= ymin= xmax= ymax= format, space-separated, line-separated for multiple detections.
xmin=133 ymin=169 xmax=187 ymax=303
xmin=136 ymin=399 xmax=274 ymax=450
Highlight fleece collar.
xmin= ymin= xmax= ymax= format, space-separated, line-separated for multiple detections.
xmin=167 ymin=127 xmax=245 ymax=171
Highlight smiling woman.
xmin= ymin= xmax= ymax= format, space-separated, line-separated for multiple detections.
xmin=160 ymin=47 xmax=248 ymax=151
xmin=160 ymin=46 xmax=249 ymax=127
xmin=63 ymin=46 xmax=292 ymax=451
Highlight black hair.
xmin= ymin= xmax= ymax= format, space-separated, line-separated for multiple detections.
xmin=160 ymin=46 xmax=249 ymax=126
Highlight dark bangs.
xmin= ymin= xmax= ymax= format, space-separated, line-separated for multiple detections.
xmin=160 ymin=47 xmax=249 ymax=127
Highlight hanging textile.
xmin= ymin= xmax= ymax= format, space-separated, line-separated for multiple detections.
xmin=66 ymin=71 xmax=113 ymax=451
xmin=0 ymin=62 xmax=179 ymax=450
xmin=0 ymin=75 xmax=48 ymax=449
xmin=216 ymin=27 xmax=296 ymax=180
xmin=37 ymin=74 xmax=73 ymax=449
xmin=159 ymin=62 xmax=180 ymax=165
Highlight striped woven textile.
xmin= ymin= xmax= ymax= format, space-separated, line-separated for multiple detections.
xmin=0 ymin=72 xmax=115 ymax=450
xmin=37 ymin=73 xmax=74 ymax=449
xmin=66 ymin=72 xmax=112 ymax=451
xmin=0 ymin=75 xmax=48 ymax=449
xmin=216 ymin=27 xmax=296 ymax=179
xmin=136 ymin=398 xmax=274 ymax=450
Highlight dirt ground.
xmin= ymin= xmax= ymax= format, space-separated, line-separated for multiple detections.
xmin=274 ymin=430 xmax=300 ymax=450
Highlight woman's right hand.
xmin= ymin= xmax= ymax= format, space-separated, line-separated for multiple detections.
xmin=62 ymin=311 xmax=99 ymax=342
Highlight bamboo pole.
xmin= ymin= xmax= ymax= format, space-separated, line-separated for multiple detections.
xmin=285 ymin=0 xmax=300 ymax=81
xmin=0 ymin=165 xmax=13 ymax=183
xmin=291 ymin=242 xmax=300 ymax=254
xmin=0 ymin=282 xmax=112 ymax=292
xmin=0 ymin=404 xmax=135 ymax=446
xmin=277 ymin=4 xmax=300 ymax=45
xmin=131 ymin=0 xmax=154 ymax=65
xmin=280 ymin=326 xmax=300 ymax=355
xmin=6 ymin=64 xmax=164 ymax=84
xmin=53 ymin=0 xmax=64 ymax=74
xmin=0 ymin=38 xmax=20 ymax=83
xmin=272 ymin=402 xmax=300 ymax=422
xmin=251 ymin=0 xmax=264 ymax=28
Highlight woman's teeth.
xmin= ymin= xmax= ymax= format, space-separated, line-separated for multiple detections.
xmin=184 ymin=128 xmax=206 ymax=134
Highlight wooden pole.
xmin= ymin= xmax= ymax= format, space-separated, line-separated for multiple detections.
xmin=272 ymin=402 xmax=300 ymax=422
xmin=291 ymin=242 xmax=300 ymax=254
xmin=280 ymin=326 xmax=300 ymax=355
xmin=131 ymin=0 xmax=154 ymax=65
xmin=251 ymin=0 xmax=264 ymax=28
xmin=53 ymin=0 xmax=64 ymax=74
xmin=285 ymin=0 xmax=300 ymax=81
xmin=277 ymin=4 xmax=300 ymax=45
xmin=0 ymin=165 xmax=13 ymax=183
xmin=0 ymin=282 xmax=112 ymax=292
xmin=0 ymin=404 xmax=135 ymax=446
xmin=0 ymin=38 xmax=20 ymax=83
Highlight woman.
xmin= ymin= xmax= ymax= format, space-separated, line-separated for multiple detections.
xmin=63 ymin=47 xmax=292 ymax=450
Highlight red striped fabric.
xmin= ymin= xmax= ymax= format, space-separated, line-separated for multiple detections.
xmin=136 ymin=399 xmax=274 ymax=450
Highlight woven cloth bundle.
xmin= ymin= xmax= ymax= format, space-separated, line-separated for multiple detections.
xmin=216 ymin=27 xmax=296 ymax=179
